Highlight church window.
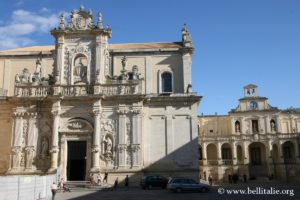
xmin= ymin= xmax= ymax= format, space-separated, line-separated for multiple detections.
xmin=161 ymin=72 xmax=172 ymax=93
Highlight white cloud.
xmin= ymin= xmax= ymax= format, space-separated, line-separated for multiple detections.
xmin=41 ymin=7 xmax=51 ymax=13
xmin=0 ymin=9 xmax=59 ymax=50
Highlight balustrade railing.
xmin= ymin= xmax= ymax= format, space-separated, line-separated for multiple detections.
xmin=14 ymin=80 xmax=142 ymax=97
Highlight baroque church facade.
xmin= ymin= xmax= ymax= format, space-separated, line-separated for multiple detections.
xmin=199 ymin=84 xmax=300 ymax=183
xmin=0 ymin=7 xmax=201 ymax=183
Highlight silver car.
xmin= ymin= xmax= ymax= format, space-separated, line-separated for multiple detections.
xmin=167 ymin=177 xmax=209 ymax=193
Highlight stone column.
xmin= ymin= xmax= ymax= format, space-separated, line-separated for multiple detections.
xmin=182 ymin=52 xmax=192 ymax=93
xmin=202 ymin=143 xmax=207 ymax=165
xmin=49 ymin=101 xmax=61 ymax=172
xmin=131 ymin=109 xmax=142 ymax=167
xmin=25 ymin=113 xmax=38 ymax=171
xmin=243 ymin=142 xmax=249 ymax=164
xmin=145 ymin=56 xmax=152 ymax=94
xmin=259 ymin=116 xmax=264 ymax=133
xmin=117 ymin=109 xmax=127 ymax=168
xmin=232 ymin=142 xmax=237 ymax=165
xmin=265 ymin=116 xmax=270 ymax=133
xmin=290 ymin=116 xmax=296 ymax=133
xmin=95 ymin=35 xmax=102 ymax=83
xmin=276 ymin=115 xmax=282 ymax=133
xmin=217 ymin=142 xmax=222 ymax=165
xmin=55 ymin=36 xmax=64 ymax=84
xmin=91 ymin=100 xmax=101 ymax=172
xmin=10 ymin=112 xmax=24 ymax=171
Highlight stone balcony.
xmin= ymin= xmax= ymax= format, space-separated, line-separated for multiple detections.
xmin=14 ymin=80 xmax=142 ymax=98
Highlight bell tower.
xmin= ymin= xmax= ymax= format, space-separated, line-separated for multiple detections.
xmin=51 ymin=5 xmax=112 ymax=85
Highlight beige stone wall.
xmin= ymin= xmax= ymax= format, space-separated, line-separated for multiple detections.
xmin=0 ymin=59 xmax=4 ymax=89
xmin=0 ymin=103 xmax=13 ymax=174
xmin=152 ymin=54 xmax=183 ymax=93
xmin=198 ymin=116 xmax=231 ymax=136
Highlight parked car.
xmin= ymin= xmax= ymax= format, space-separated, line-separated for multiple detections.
xmin=167 ymin=177 xmax=209 ymax=193
xmin=140 ymin=175 xmax=169 ymax=189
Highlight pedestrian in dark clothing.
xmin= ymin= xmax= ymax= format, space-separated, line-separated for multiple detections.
xmin=228 ymin=174 xmax=232 ymax=183
xmin=243 ymin=174 xmax=247 ymax=183
xmin=125 ymin=175 xmax=129 ymax=189
xmin=113 ymin=178 xmax=118 ymax=189
xmin=208 ymin=175 xmax=213 ymax=186
xmin=103 ymin=172 xmax=108 ymax=183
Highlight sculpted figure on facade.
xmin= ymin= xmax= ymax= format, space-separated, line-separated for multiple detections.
xmin=74 ymin=57 xmax=87 ymax=83
xmin=41 ymin=137 xmax=49 ymax=156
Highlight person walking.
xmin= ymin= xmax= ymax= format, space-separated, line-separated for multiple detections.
xmin=97 ymin=174 xmax=102 ymax=186
xmin=103 ymin=172 xmax=108 ymax=184
xmin=208 ymin=175 xmax=213 ymax=186
xmin=124 ymin=175 xmax=129 ymax=189
xmin=50 ymin=182 xmax=58 ymax=200
xmin=113 ymin=177 xmax=118 ymax=190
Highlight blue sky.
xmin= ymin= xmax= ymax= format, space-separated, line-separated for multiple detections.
xmin=0 ymin=0 xmax=299 ymax=114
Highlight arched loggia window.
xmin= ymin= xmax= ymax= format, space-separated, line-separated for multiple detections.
xmin=161 ymin=72 xmax=172 ymax=93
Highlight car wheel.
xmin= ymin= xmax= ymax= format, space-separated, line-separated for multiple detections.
xmin=200 ymin=187 xmax=208 ymax=193
xmin=176 ymin=188 xmax=182 ymax=193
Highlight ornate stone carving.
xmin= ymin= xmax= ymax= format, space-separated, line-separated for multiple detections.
xmin=91 ymin=146 xmax=100 ymax=153
xmin=11 ymin=146 xmax=22 ymax=169
xmin=68 ymin=121 xmax=86 ymax=129
xmin=68 ymin=6 xmax=95 ymax=31
xmin=101 ymin=120 xmax=116 ymax=132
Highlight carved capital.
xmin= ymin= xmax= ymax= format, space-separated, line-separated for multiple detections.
xmin=93 ymin=109 xmax=102 ymax=116
xmin=13 ymin=112 xmax=24 ymax=118
xmin=92 ymin=146 xmax=100 ymax=153
xmin=131 ymin=109 xmax=141 ymax=115
xmin=25 ymin=146 xmax=35 ymax=153
xmin=51 ymin=110 xmax=60 ymax=116
xmin=11 ymin=146 xmax=22 ymax=154
xmin=117 ymin=144 xmax=127 ymax=153
xmin=131 ymin=144 xmax=140 ymax=152
xmin=49 ymin=147 xmax=59 ymax=154
xmin=116 ymin=109 xmax=128 ymax=115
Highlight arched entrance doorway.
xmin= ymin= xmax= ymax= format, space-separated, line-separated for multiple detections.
xmin=248 ymin=142 xmax=267 ymax=178
xmin=59 ymin=118 xmax=93 ymax=181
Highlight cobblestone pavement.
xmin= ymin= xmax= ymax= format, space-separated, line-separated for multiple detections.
xmin=51 ymin=182 xmax=299 ymax=200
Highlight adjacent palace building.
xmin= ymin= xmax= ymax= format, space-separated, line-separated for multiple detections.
xmin=199 ymin=84 xmax=300 ymax=183
xmin=0 ymin=6 xmax=201 ymax=193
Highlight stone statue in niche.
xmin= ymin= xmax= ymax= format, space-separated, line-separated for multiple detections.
xmin=41 ymin=137 xmax=49 ymax=156
xmin=103 ymin=136 xmax=113 ymax=154
xmin=270 ymin=120 xmax=276 ymax=132
xmin=74 ymin=57 xmax=87 ymax=83
xmin=235 ymin=121 xmax=241 ymax=133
